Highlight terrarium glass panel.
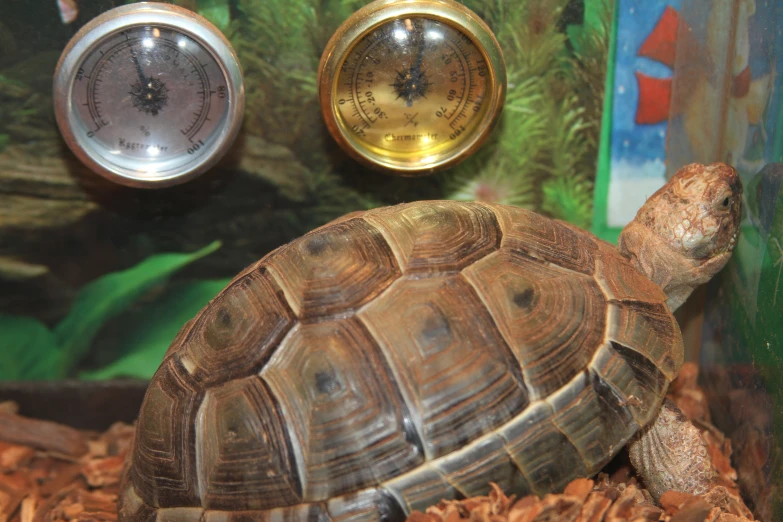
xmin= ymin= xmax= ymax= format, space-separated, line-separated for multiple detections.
xmin=665 ymin=0 xmax=783 ymax=518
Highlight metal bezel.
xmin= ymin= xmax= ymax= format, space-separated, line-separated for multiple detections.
xmin=318 ymin=0 xmax=506 ymax=175
xmin=53 ymin=2 xmax=245 ymax=188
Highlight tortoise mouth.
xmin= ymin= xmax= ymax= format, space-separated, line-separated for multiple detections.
xmin=711 ymin=224 xmax=739 ymax=257
xmin=727 ymin=229 xmax=738 ymax=251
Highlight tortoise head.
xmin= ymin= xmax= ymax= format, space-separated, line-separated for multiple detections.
xmin=639 ymin=162 xmax=742 ymax=259
xmin=619 ymin=163 xmax=742 ymax=311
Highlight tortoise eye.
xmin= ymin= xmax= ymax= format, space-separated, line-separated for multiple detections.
xmin=722 ymin=197 xmax=730 ymax=207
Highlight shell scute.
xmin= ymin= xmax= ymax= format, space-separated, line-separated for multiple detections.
xmin=132 ymin=359 xmax=200 ymax=507
xmin=490 ymin=204 xmax=597 ymax=275
xmin=606 ymin=301 xmax=683 ymax=380
xmin=432 ymin=433 xmax=529 ymax=498
xmin=197 ymin=376 xmax=302 ymax=510
xmin=594 ymin=243 xmax=667 ymax=303
xmin=202 ymin=504 xmax=325 ymax=522
xmin=260 ymin=318 xmax=423 ymax=501
xmin=180 ymin=270 xmax=295 ymax=384
xmin=462 ymin=250 xmax=606 ymax=400
xmin=266 ymin=219 xmax=400 ymax=319
xmin=497 ymin=401 xmax=587 ymax=496
xmin=590 ymin=341 xmax=669 ymax=426
xmin=326 ymin=488 xmax=406 ymax=522
xmin=163 ymin=317 xmax=196 ymax=360
xmin=364 ymin=201 xmax=500 ymax=273
xmin=358 ymin=274 xmax=529 ymax=460
xmin=382 ymin=465 xmax=460 ymax=514
xmin=118 ymin=476 xmax=156 ymax=522
xmin=548 ymin=370 xmax=637 ymax=474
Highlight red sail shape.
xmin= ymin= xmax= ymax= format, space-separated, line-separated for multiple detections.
xmin=638 ymin=6 xmax=680 ymax=68
xmin=634 ymin=72 xmax=672 ymax=125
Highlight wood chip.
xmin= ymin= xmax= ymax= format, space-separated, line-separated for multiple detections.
xmin=717 ymin=515 xmax=753 ymax=522
xmin=577 ymin=492 xmax=612 ymax=522
xmin=661 ymin=491 xmax=701 ymax=515
xmin=0 ymin=442 xmax=35 ymax=472
xmin=564 ymin=479 xmax=593 ymax=504
xmin=604 ymin=485 xmax=643 ymax=520
xmin=19 ymin=496 xmax=35 ymax=522
xmin=702 ymin=430 xmax=738 ymax=485
xmin=669 ymin=499 xmax=712 ymax=522
xmin=81 ymin=455 xmax=125 ymax=488
xmin=507 ymin=496 xmax=539 ymax=522
xmin=0 ymin=409 xmax=133 ymax=522
xmin=703 ymin=487 xmax=754 ymax=519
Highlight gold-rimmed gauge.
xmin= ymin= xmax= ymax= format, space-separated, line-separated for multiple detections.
xmin=318 ymin=0 xmax=506 ymax=175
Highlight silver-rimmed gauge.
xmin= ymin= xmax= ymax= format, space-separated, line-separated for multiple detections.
xmin=53 ymin=2 xmax=244 ymax=188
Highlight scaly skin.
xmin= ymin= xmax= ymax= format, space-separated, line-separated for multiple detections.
xmin=619 ymin=162 xmax=742 ymax=311
xmin=628 ymin=399 xmax=714 ymax=501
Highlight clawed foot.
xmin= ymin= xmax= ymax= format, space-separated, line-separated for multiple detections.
xmin=629 ymin=398 xmax=754 ymax=519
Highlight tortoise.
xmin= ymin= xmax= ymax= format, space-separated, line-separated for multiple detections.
xmin=119 ymin=162 xmax=742 ymax=521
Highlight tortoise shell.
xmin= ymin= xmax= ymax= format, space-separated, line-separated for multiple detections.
xmin=119 ymin=201 xmax=683 ymax=521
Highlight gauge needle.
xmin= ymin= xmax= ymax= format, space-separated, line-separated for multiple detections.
xmin=127 ymin=37 xmax=169 ymax=116
xmin=406 ymin=26 xmax=427 ymax=103
xmin=412 ymin=29 xmax=425 ymax=76
xmin=130 ymin=46 xmax=147 ymax=86
xmin=393 ymin=21 xmax=430 ymax=107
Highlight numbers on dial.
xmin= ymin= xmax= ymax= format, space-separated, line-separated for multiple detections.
xmin=334 ymin=17 xmax=491 ymax=154
xmin=72 ymin=25 xmax=229 ymax=163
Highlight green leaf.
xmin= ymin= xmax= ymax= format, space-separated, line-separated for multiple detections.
xmin=566 ymin=24 xmax=585 ymax=53
xmin=567 ymin=0 xmax=611 ymax=56
xmin=54 ymin=241 xmax=222 ymax=376
xmin=583 ymin=0 xmax=610 ymax=37
xmin=0 ymin=315 xmax=62 ymax=380
xmin=198 ymin=0 xmax=231 ymax=31
xmin=80 ymin=279 xmax=230 ymax=380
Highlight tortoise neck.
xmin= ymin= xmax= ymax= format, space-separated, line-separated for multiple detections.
xmin=618 ymin=221 xmax=709 ymax=312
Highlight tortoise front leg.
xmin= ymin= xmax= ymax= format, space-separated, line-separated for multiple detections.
xmin=627 ymin=398 xmax=715 ymax=501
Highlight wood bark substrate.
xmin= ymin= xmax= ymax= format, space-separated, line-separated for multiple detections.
xmin=0 ymin=364 xmax=756 ymax=522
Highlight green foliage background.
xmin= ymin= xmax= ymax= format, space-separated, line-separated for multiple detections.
xmin=228 ymin=0 xmax=613 ymax=229
xmin=0 ymin=243 xmax=223 ymax=380
xmin=447 ymin=0 xmax=611 ymax=228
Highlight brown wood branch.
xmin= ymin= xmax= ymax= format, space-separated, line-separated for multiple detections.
xmin=0 ymin=413 xmax=88 ymax=459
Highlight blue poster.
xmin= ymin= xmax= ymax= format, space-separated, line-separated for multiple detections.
xmin=607 ymin=0 xmax=681 ymax=228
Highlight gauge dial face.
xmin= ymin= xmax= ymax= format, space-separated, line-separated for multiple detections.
xmin=54 ymin=3 xmax=244 ymax=187
xmin=319 ymin=0 xmax=505 ymax=175
xmin=334 ymin=17 xmax=491 ymax=166
xmin=74 ymin=26 xmax=227 ymax=165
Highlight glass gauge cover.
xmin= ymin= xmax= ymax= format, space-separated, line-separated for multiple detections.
xmin=319 ymin=0 xmax=506 ymax=175
xmin=54 ymin=3 xmax=244 ymax=188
